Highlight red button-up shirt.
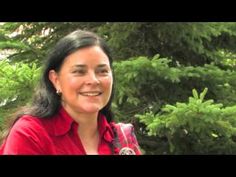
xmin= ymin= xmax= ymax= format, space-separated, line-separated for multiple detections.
xmin=0 ymin=107 xmax=115 ymax=155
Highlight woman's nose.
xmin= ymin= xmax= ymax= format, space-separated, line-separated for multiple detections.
xmin=85 ymin=72 xmax=99 ymax=85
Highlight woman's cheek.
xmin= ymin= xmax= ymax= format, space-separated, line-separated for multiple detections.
xmin=102 ymin=76 xmax=113 ymax=89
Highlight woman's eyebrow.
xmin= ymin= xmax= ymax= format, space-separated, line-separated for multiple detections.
xmin=97 ymin=64 xmax=109 ymax=68
xmin=71 ymin=64 xmax=109 ymax=68
xmin=72 ymin=64 xmax=86 ymax=68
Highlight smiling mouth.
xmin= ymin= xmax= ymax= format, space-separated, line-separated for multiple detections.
xmin=79 ymin=92 xmax=102 ymax=96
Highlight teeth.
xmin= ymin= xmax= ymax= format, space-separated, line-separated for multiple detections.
xmin=80 ymin=92 xmax=101 ymax=96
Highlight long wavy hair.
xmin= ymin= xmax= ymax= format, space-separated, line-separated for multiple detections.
xmin=1 ymin=29 xmax=114 ymax=142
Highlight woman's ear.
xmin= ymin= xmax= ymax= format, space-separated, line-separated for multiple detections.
xmin=48 ymin=70 xmax=60 ymax=91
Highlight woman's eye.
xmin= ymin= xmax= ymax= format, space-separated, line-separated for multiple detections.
xmin=98 ymin=69 xmax=109 ymax=75
xmin=101 ymin=69 xmax=108 ymax=73
xmin=72 ymin=70 xmax=86 ymax=75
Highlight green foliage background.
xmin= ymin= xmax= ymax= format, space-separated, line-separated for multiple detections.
xmin=1 ymin=22 xmax=236 ymax=154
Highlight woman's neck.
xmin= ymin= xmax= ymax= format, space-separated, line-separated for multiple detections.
xmin=62 ymin=105 xmax=100 ymax=154
xmin=76 ymin=114 xmax=100 ymax=155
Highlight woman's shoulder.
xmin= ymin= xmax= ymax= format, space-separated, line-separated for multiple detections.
xmin=10 ymin=115 xmax=47 ymax=135
xmin=15 ymin=114 xmax=43 ymax=126
xmin=1 ymin=115 xmax=54 ymax=154
xmin=7 ymin=115 xmax=52 ymax=146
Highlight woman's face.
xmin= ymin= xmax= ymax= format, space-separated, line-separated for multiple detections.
xmin=49 ymin=46 xmax=113 ymax=117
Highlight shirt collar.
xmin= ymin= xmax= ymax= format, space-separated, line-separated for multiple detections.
xmin=49 ymin=107 xmax=114 ymax=143
xmin=51 ymin=106 xmax=74 ymax=136
xmin=98 ymin=114 xmax=114 ymax=143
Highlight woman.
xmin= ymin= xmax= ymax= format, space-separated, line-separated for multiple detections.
xmin=0 ymin=29 xmax=141 ymax=155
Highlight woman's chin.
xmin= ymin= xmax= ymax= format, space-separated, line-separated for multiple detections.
xmin=81 ymin=106 xmax=101 ymax=114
